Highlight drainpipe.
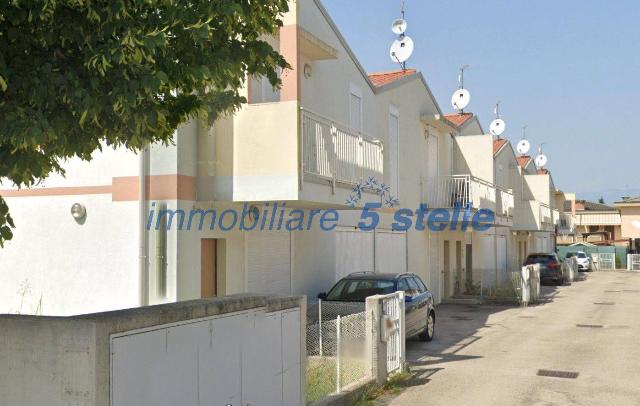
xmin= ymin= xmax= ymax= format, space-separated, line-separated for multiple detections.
xmin=139 ymin=146 xmax=149 ymax=306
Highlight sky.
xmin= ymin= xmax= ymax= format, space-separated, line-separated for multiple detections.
xmin=322 ymin=0 xmax=640 ymax=203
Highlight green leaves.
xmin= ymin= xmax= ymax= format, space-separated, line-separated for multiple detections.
xmin=0 ymin=0 xmax=290 ymax=246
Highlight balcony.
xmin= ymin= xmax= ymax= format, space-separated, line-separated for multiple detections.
xmin=301 ymin=108 xmax=384 ymax=188
xmin=557 ymin=212 xmax=576 ymax=235
xmin=424 ymin=175 xmax=510 ymax=214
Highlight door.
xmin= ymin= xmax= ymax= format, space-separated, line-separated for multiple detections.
xmin=336 ymin=230 xmax=374 ymax=281
xmin=443 ymin=240 xmax=451 ymax=298
xmin=375 ymin=230 xmax=406 ymax=274
xmin=497 ymin=235 xmax=507 ymax=285
xmin=429 ymin=233 xmax=441 ymax=303
xmin=247 ymin=231 xmax=291 ymax=294
xmin=455 ymin=241 xmax=462 ymax=296
xmin=465 ymin=244 xmax=473 ymax=293
xmin=201 ymin=239 xmax=217 ymax=298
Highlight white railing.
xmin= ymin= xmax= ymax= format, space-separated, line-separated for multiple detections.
xmin=558 ymin=212 xmax=576 ymax=234
xmin=301 ymin=108 xmax=383 ymax=186
xmin=425 ymin=175 xmax=497 ymax=210
xmin=380 ymin=292 xmax=404 ymax=374
xmin=539 ymin=203 xmax=552 ymax=225
xmin=497 ymin=188 xmax=515 ymax=217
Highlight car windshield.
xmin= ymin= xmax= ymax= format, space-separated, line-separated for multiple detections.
xmin=525 ymin=254 xmax=557 ymax=265
xmin=565 ymin=253 xmax=575 ymax=258
xmin=326 ymin=279 xmax=396 ymax=301
xmin=577 ymin=253 xmax=587 ymax=259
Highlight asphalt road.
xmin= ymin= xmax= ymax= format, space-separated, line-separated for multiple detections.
xmin=388 ymin=271 xmax=640 ymax=406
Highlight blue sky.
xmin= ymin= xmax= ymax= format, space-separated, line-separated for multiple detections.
xmin=322 ymin=0 xmax=640 ymax=202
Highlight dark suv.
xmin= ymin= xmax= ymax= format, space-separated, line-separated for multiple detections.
xmin=525 ymin=253 xmax=564 ymax=285
xmin=318 ymin=272 xmax=435 ymax=341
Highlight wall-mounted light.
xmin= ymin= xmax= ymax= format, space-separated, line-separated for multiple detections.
xmin=303 ymin=63 xmax=313 ymax=79
xmin=71 ymin=203 xmax=86 ymax=220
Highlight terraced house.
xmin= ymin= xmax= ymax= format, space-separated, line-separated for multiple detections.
xmin=0 ymin=0 xmax=570 ymax=315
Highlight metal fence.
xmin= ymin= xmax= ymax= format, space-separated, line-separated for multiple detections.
xmin=305 ymin=293 xmax=405 ymax=404
xmin=592 ymin=253 xmax=616 ymax=271
xmin=306 ymin=302 xmax=369 ymax=404
xmin=628 ymin=254 xmax=640 ymax=271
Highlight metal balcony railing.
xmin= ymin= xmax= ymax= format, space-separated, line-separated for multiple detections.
xmin=425 ymin=175 xmax=498 ymax=210
xmin=301 ymin=108 xmax=383 ymax=187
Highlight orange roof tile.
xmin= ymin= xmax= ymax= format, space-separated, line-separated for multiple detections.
xmin=368 ymin=69 xmax=417 ymax=87
xmin=493 ymin=138 xmax=508 ymax=156
xmin=443 ymin=112 xmax=474 ymax=128
xmin=517 ymin=155 xmax=532 ymax=168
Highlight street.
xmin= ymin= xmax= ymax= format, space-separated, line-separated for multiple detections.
xmin=389 ymin=272 xmax=640 ymax=406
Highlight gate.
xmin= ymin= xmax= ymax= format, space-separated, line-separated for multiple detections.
xmin=381 ymin=292 xmax=404 ymax=373
xmin=629 ymin=254 xmax=640 ymax=271
xmin=594 ymin=253 xmax=616 ymax=270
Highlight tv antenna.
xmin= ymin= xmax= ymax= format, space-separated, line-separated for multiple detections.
xmin=489 ymin=101 xmax=506 ymax=137
xmin=516 ymin=125 xmax=530 ymax=155
xmin=535 ymin=143 xmax=548 ymax=167
xmin=451 ymin=65 xmax=471 ymax=112
xmin=389 ymin=0 xmax=413 ymax=70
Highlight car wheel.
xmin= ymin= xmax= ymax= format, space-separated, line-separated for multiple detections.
xmin=419 ymin=311 xmax=435 ymax=342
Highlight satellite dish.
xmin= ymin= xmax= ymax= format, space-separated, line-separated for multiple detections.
xmin=391 ymin=19 xmax=407 ymax=35
xmin=535 ymin=154 xmax=548 ymax=167
xmin=489 ymin=119 xmax=506 ymax=136
xmin=389 ymin=36 xmax=414 ymax=64
xmin=451 ymin=88 xmax=471 ymax=110
xmin=516 ymin=139 xmax=530 ymax=155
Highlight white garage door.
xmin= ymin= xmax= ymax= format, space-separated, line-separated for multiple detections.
xmin=111 ymin=308 xmax=301 ymax=406
xmin=247 ymin=231 xmax=291 ymax=294
xmin=336 ymin=230 xmax=374 ymax=281
xmin=375 ymin=231 xmax=407 ymax=274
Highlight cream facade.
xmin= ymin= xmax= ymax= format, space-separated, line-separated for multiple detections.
xmin=0 ymin=0 xmax=571 ymax=315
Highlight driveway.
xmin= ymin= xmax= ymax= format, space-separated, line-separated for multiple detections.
xmin=386 ymin=271 xmax=640 ymax=406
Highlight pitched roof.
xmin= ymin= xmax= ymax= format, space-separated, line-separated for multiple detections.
xmin=368 ymin=69 xmax=417 ymax=87
xmin=573 ymin=200 xmax=617 ymax=212
xmin=443 ymin=112 xmax=474 ymax=128
xmin=516 ymin=155 xmax=532 ymax=168
xmin=493 ymin=138 xmax=508 ymax=156
xmin=615 ymin=196 xmax=640 ymax=204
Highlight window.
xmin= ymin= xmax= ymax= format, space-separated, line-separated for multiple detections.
xmin=326 ymin=279 xmax=395 ymax=301
xmin=249 ymin=73 xmax=280 ymax=104
xmin=397 ymin=278 xmax=409 ymax=292
xmin=349 ymin=84 xmax=363 ymax=131
xmin=389 ymin=105 xmax=400 ymax=196
xmin=406 ymin=278 xmax=422 ymax=297
xmin=412 ymin=277 xmax=428 ymax=293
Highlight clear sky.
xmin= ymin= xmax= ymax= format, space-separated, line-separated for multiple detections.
xmin=322 ymin=0 xmax=640 ymax=201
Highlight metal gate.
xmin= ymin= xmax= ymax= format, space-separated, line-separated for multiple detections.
xmin=594 ymin=253 xmax=616 ymax=271
xmin=381 ymin=292 xmax=404 ymax=373
xmin=629 ymin=254 xmax=640 ymax=271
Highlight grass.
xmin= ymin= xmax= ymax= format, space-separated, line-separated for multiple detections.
xmin=306 ymin=356 xmax=370 ymax=405
xmin=352 ymin=371 xmax=414 ymax=406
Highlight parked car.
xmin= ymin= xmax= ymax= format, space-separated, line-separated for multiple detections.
xmin=524 ymin=253 xmax=565 ymax=285
xmin=575 ymin=251 xmax=593 ymax=271
xmin=318 ymin=272 xmax=436 ymax=341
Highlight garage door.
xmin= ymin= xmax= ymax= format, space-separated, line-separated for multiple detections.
xmin=247 ymin=231 xmax=291 ymax=294
xmin=335 ymin=230 xmax=374 ymax=281
xmin=375 ymin=230 xmax=407 ymax=274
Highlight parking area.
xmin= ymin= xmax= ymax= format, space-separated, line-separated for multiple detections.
xmin=386 ymin=271 xmax=640 ymax=405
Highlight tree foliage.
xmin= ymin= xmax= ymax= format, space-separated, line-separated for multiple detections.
xmin=0 ymin=0 xmax=290 ymax=245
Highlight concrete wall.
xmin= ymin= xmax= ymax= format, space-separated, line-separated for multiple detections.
xmin=619 ymin=206 xmax=640 ymax=239
xmin=0 ymin=294 xmax=305 ymax=406
xmin=453 ymin=135 xmax=494 ymax=182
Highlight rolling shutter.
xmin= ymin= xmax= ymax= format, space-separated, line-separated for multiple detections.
xmin=247 ymin=231 xmax=291 ymax=294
